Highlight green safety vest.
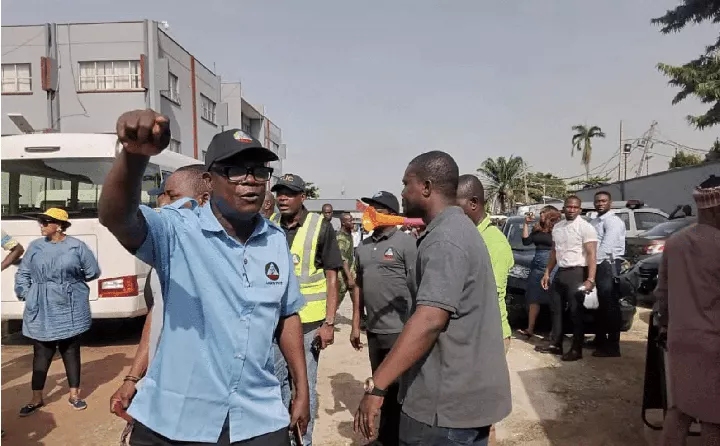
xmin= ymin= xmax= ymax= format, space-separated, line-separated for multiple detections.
xmin=272 ymin=212 xmax=328 ymax=323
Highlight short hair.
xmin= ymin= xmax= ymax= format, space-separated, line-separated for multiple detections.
xmin=565 ymin=195 xmax=581 ymax=205
xmin=341 ymin=212 xmax=352 ymax=219
xmin=264 ymin=191 xmax=275 ymax=203
xmin=322 ymin=203 xmax=333 ymax=210
xmin=172 ymin=164 xmax=210 ymax=195
xmin=408 ymin=151 xmax=459 ymax=198
xmin=595 ymin=190 xmax=612 ymax=200
xmin=457 ymin=174 xmax=485 ymax=202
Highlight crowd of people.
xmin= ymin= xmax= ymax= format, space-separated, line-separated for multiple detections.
xmin=2 ymin=107 xmax=718 ymax=445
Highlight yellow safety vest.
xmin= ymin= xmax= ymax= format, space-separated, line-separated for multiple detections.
xmin=272 ymin=212 xmax=328 ymax=323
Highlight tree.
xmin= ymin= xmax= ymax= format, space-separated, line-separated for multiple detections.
xmin=477 ymin=155 xmax=526 ymax=213
xmin=305 ymin=182 xmax=320 ymax=199
xmin=571 ymin=125 xmax=606 ymax=178
xmin=522 ymin=172 xmax=568 ymax=203
xmin=669 ymin=150 xmax=704 ymax=168
xmin=652 ymin=0 xmax=720 ymax=129
xmin=569 ymin=176 xmax=611 ymax=189
xmin=706 ymin=138 xmax=720 ymax=162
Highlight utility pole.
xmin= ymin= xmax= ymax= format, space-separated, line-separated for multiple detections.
xmin=618 ymin=120 xmax=623 ymax=181
xmin=523 ymin=169 xmax=529 ymax=204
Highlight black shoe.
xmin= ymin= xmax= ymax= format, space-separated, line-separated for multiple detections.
xmin=19 ymin=401 xmax=44 ymax=417
xmin=584 ymin=336 xmax=605 ymax=349
xmin=562 ymin=350 xmax=583 ymax=362
xmin=535 ymin=344 xmax=563 ymax=355
xmin=592 ymin=348 xmax=621 ymax=358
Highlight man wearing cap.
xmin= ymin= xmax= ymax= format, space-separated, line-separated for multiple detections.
xmin=350 ymin=191 xmax=417 ymax=446
xmin=656 ymin=175 xmax=720 ymax=446
xmin=99 ymin=109 xmax=309 ymax=446
xmin=270 ymin=173 xmax=343 ymax=446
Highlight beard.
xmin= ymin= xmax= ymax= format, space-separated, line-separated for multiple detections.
xmin=403 ymin=199 xmax=424 ymax=218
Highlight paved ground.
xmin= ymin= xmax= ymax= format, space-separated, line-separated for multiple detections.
xmin=2 ymin=300 xmax=656 ymax=445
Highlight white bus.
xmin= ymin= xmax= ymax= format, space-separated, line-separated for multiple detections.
xmin=1 ymin=133 xmax=201 ymax=320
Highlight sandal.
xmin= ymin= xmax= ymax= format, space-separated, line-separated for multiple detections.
xmin=516 ymin=329 xmax=534 ymax=339
xmin=19 ymin=401 xmax=44 ymax=417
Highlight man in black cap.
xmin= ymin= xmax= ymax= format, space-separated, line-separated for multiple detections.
xmin=100 ymin=110 xmax=309 ymax=445
xmin=350 ymin=191 xmax=417 ymax=446
xmin=270 ymin=173 xmax=343 ymax=446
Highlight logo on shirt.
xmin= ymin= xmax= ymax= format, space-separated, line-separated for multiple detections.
xmin=383 ymin=247 xmax=394 ymax=260
xmin=265 ymin=262 xmax=280 ymax=281
xmin=292 ymin=254 xmax=301 ymax=265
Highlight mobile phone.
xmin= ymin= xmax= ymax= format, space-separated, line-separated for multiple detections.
xmin=293 ymin=422 xmax=304 ymax=446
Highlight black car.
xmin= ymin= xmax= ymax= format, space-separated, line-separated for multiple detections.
xmin=502 ymin=215 xmax=637 ymax=333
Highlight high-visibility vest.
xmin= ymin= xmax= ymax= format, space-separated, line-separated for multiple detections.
xmin=272 ymin=212 xmax=327 ymax=323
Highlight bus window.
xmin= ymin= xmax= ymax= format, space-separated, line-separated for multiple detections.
xmin=1 ymin=158 xmax=161 ymax=219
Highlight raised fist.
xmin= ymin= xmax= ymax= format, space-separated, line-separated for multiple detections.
xmin=116 ymin=109 xmax=171 ymax=156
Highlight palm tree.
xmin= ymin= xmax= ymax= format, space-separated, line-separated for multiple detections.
xmin=476 ymin=155 xmax=526 ymax=213
xmin=571 ymin=125 xmax=606 ymax=179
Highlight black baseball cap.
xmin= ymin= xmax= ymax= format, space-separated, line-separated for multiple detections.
xmin=204 ymin=129 xmax=278 ymax=169
xmin=149 ymin=177 xmax=168 ymax=196
xmin=362 ymin=191 xmax=400 ymax=214
xmin=271 ymin=173 xmax=306 ymax=194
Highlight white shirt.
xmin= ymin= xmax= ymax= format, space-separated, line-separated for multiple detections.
xmin=352 ymin=230 xmax=362 ymax=248
xmin=590 ymin=211 xmax=626 ymax=263
xmin=552 ymin=217 xmax=598 ymax=268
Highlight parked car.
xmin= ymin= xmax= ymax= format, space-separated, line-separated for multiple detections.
xmin=502 ymin=215 xmax=637 ymax=333
xmin=581 ymin=200 xmax=669 ymax=238
xmin=625 ymin=217 xmax=696 ymax=265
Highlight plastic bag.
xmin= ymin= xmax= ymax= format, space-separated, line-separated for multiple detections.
xmin=583 ymin=288 xmax=599 ymax=309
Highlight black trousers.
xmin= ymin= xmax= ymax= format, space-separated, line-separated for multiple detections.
xmin=31 ymin=335 xmax=81 ymax=391
xmin=595 ymin=260 xmax=623 ymax=350
xmin=367 ymin=332 xmax=401 ymax=446
xmin=549 ymin=267 xmax=587 ymax=351
xmin=129 ymin=422 xmax=290 ymax=446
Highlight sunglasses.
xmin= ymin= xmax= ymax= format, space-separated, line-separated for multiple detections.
xmin=38 ymin=219 xmax=55 ymax=227
xmin=212 ymin=165 xmax=273 ymax=183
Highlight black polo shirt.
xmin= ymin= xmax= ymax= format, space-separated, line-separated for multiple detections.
xmin=355 ymin=227 xmax=417 ymax=334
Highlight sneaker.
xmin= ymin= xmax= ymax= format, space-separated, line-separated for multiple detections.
xmin=68 ymin=398 xmax=88 ymax=411
xmin=19 ymin=401 xmax=44 ymax=417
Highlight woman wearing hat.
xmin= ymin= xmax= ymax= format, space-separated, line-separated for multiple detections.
xmin=14 ymin=208 xmax=100 ymax=416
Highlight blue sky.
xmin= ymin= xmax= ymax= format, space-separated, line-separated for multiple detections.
xmin=4 ymin=0 xmax=718 ymax=199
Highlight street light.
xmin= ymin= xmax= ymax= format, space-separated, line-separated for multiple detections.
xmin=7 ymin=113 xmax=35 ymax=134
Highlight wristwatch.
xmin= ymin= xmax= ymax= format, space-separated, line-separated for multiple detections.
xmin=364 ymin=378 xmax=387 ymax=397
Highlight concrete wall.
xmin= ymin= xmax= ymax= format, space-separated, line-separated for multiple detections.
xmin=194 ymin=60 xmax=221 ymax=159
xmin=55 ymin=22 xmax=148 ymax=133
xmin=1 ymin=25 xmax=51 ymax=134
xmin=574 ymin=161 xmax=720 ymax=213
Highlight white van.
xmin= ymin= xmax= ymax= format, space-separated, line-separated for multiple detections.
xmin=1 ymin=133 xmax=200 ymax=320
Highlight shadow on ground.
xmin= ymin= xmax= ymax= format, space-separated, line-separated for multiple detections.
xmin=325 ymin=372 xmax=366 ymax=445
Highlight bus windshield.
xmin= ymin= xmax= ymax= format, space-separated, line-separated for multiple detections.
xmin=1 ymin=158 xmax=161 ymax=219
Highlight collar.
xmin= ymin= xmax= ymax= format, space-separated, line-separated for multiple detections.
xmin=372 ymin=226 xmax=398 ymax=241
xmin=198 ymin=199 xmax=269 ymax=238
xmin=476 ymin=214 xmax=492 ymax=233
xmin=596 ymin=210 xmax=615 ymax=221
xmin=280 ymin=207 xmax=309 ymax=230
xmin=424 ymin=206 xmax=464 ymax=235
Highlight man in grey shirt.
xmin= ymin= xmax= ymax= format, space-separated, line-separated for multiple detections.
xmin=351 ymin=191 xmax=417 ymax=446
xmin=354 ymin=151 xmax=511 ymax=446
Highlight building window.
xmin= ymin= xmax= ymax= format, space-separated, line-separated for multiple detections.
xmin=241 ymin=116 xmax=251 ymax=133
xmin=168 ymin=139 xmax=181 ymax=153
xmin=162 ymin=73 xmax=180 ymax=104
xmin=201 ymin=94 xmax=216 ymax=124
xmin=271 ymin=141 xmax=280 ymax=151
xmin=78 ymin=60 xmax=141 ymax=91
xmin=1 ymin=63 xmax=32 ymax=93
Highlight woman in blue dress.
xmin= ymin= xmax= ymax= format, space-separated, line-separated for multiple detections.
xmin=517 ymin=206 xmax=561 ymax=338
xmin=15 ymin=208 xmax=100 ymax=416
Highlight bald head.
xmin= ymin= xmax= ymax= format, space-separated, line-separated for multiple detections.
xmin=161 ymin=164 xmax=210 ymax=206
xmin=456 ymin=174 xmax=486 ymax=224
xmin=262 ymin=191 xmax=276 ymax=218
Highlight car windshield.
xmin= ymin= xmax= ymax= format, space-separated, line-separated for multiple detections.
xmin=638 ymin=218 xmax=695 ymax=238
xmin=505 ymin=218 xmax=536 ymax=251
xmin=1 ymin=158 xmax=161 ymax=219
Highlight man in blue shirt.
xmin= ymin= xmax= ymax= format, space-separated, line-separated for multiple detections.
xmin=99 ymin=109 xmax=309 ymax=445
xmin=590 ymin=191 xmax=627 ymax=358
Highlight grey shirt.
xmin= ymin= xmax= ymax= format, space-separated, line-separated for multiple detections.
xmin=401 ymin=206 xmax=512 ymax=428
xmin=355 ymin=227 xmax=417 ymax=334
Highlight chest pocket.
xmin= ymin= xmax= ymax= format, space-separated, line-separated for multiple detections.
xmin=242 ymin=247 xmax=289 ymax=304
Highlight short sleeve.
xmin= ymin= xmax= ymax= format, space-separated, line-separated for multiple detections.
xmin=415 ymin=241 xmax=469 ymax=315
xmin=581 ymin=221 xmax=599 ymax=244
xmin=280 ymin=248 xmax=306 ymax=317
xmin=136 ymin=205 xmax=177 ymax=271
